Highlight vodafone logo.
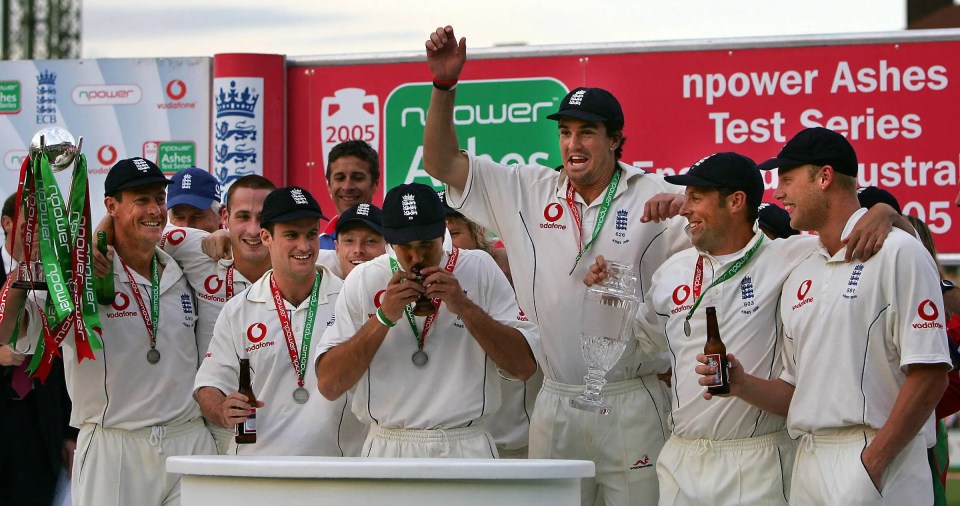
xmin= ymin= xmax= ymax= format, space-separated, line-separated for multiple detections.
xmin=112 ymin=292 xmax=130 ymax=311
xmin=544 ymin=203 xmax=563 ymax=222
xmin=672 ymin=285 xmax=691 ymax=305
xmin=918 ymin=299 xmax=940 ymax=321
xmin=797 ymin=280 xmax=812 ymax=300
xmin=374 ymin=290 xmax=386 ymax=308
xmin=166 ymin=80 xmax=187 ymax=101
xmin=204 ymin=275 xmax=223 ymax=294
xmin=98 ymin=145 xmax=117 ymax=166
xmin=165 ymin=229 xmax=186 ymax=246
xmin=247 ymin=323 xmax=267 ymax=343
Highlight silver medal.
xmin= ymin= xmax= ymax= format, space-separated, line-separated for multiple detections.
xmin=293 ymin=387 xmax=309 ymax=404
xmin=683 ymin=319 xmax=691 ymax=337
xmin=147 ymin=348 xmax=161 ymax=364
xmin=412 ymin=350 xmax=429 ymax=367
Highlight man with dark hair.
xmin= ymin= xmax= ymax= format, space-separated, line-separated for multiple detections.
xmin=157 ymin=173 xmax=277 ymax=453
xmin=424 ymin=25 xmax=688 ymax=504
xmin=588 ymin=152 xmax=822 ymax=505
xmin=699 ymin=128 xmax=950 ymax=504
xmin=195 ymin=186 xmax=366 ymax=456
xmin=1 ymin=157 xmax=216 ymax=506
xmin=320 ymin=140 xmax=381 ymax=250
xmin=316 ymin=183 xmax=538 ymax=458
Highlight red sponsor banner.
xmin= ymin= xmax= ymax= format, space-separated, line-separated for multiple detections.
xmin=287 ymin=35 xmax=960 ymax=253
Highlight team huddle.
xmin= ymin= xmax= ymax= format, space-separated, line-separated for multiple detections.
xmin=0 ymin=24 xmax=952 ymax=506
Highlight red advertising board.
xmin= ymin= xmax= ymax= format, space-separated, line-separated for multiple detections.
xmin=287 ymin=32 xmax=960 ymax=255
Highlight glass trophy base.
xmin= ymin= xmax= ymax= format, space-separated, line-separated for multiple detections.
xmin=569 ymin=396 xmax=611 ymax=415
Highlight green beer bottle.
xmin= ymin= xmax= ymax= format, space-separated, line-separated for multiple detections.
xmin=95 ymin=231 xmax=115 ymax=305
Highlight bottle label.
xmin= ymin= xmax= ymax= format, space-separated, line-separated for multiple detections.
xmin=704 ymin=354 xmax=723 ymax=386
xmin=244 ymin=412 xmax=257 ymax=433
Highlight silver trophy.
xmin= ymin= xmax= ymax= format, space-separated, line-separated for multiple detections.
xmin=11 ymin=127 xmax=81 ymax=290
xmin=569 ymin=261 xmax=640 ymax=415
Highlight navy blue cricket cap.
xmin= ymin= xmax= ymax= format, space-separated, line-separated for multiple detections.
xmin=381 ymin=183 xmax=447 ymax=245
xmin=260 ymin=186 xmax=327 ymax=228
xmin=336 ymin=203 xmax=383 ymax=236
xmin=104 ymin=157 xmax=170 ymax=196
xmin=857 ymin=186 xmax=902 ymax=215
xmin=546 ymin=87 xmax=624 ymax=129
xmin=757 ymin=203 xmax=799 ymax=239
xmin=664 ymin=152 xmax=764 ymax=207
xmin=757 ymin=127 xmax=858 ymax=177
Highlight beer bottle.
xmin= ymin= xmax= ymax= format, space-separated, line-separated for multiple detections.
xmin=235 ymin=359 xmax=257 ymax=444
xmin=95 ymin=231 xmax=115 ymax=305
xmin=411 ymin=264 xmax=437 ymax=316
xmin=704 ymin=307 xmax=730 ymax=395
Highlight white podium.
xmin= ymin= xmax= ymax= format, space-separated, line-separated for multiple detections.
xmin=167 ymin=456 xmax=594 ymax=506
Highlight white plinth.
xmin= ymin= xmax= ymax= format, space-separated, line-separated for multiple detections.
xmin=167 ymin=456 xmax=594 ymax=506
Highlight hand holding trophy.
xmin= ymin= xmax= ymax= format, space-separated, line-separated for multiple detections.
xmin=1 ymin=126 xmax=103 ymax=380
xmin=11 ymin=126 xmax=79 ymax=290
xmin=569 ymin=261 xmax=640 ymax=415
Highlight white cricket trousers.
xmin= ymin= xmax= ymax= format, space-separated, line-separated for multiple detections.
xmin=790 ymin=425 xmax=931 ymax=505
xmin=72 ymin=418 xmax=216 ymax=506
xmin=529 ymin=375 xmax=671 ymax=506
xmin=657 ymin=430 xmax=795 ymax=505
xmin=363 ymin=424 xmax=499 ymax=458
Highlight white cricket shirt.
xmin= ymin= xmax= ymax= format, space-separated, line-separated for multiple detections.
xmin=636 ymin=230 xmax=818 ymax=440
xmin=444 ymin=154 xmax=689 ymax=384
xmin=317 ymin=249 xmax=539 ymax=429
xmin=780 ymin=209 xmax=951 ymax=444
xmin=194 ymin=265 xmax=366 ymax=456
xmin=26 ymin=248 xmax=203 ymax=430
xmin=160 ymin=226 xmax=256 ymax=358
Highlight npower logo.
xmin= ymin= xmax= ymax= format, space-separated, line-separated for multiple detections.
xmin=72 ymin=84 xmax=142 ymax=106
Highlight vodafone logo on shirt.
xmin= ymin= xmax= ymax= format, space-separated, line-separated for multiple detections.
xmin=914 ymin=299 xmax=944 ymax=329
xmin=245 ymin=322 xmax=275 ymax=352
xmin=247 ymin=323 xmax=267 ymax=342
xmin=540 ymin=203 xmax=566 ymax=230
xmin=107 ymin=292 xmax=138 ymax=319
xmin=197 ymin=275 xmax=227 ymax=303
xmin=162 ymin=229 xmax=186 ymax=247
xmin=204 ymin=275 xmax=223 ymax=294
xmin=792 ymin=280 xmax=814 ymax=311
xmin=670 ymin=285 xmax=693 ymax=314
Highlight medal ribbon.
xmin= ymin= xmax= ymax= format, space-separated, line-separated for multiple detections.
xmin=684 ymin=235 xmax=765 ymax=326
xmin=67 ymin=153 xmax=101 ymax=358
xmin=225 ymin=265 xmax=235 ymax=300
xmin=34 ymin=152 xmax=74 ymax=322
xmin=565 ymin=167 xmax=622 ymax=264
xmin=270 ymin=272 xmax=321 ymax=388
xmin=120 ymin=255 xmax=160 ymax=352
xmin=389 ymin=248 xmax=460 ymax=351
